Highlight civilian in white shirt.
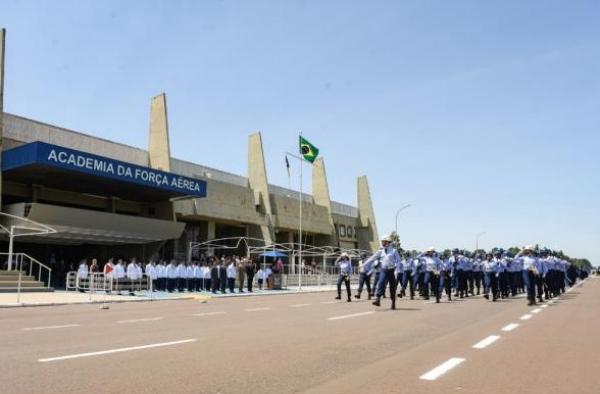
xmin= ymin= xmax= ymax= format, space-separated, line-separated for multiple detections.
xmin=166 ymin=260 xmax=178 ymax=293
xmin=177 ymin=262 xmax=187 ymax=292
xmin=76 ymin=259 xmax=89 ymax=292
xmin=127 ymin=258 xmax=140 ymax=295
xmin=227 ymin=261 xmax=237 ymax=293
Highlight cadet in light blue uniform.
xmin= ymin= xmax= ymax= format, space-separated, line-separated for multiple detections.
xmin=364 ymin=236 xmax=401 ymax=309
xmin=515 ymin=246 xmax=541 ymax=306
xmin=400 ymin=252 xmax=416 ymax=299
xmin=417 ymin=247 xmax=443 ymax=303
xmin=481 ymin=253 xmax=501 ymax=301
xmin=335 ymin=253 xmax=353 ymax=302
xmin=439 ymin=254 xmax=454 ymax=302
xmin=355 ymin=253 xmax=373 ymax=300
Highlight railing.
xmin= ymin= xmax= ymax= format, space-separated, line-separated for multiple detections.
xmin=0 ymin=252 xmax=52 ymax=288
xmin=66 ymin=271 xmax=151 ymax=293
xmin=283 ymin=273 xmax=360 ymax=288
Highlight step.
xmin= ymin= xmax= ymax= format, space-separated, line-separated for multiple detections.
xmin=0 ymin=287 xmax=54 ymax=293
xmin=0 ymin=275 xmax=37 ymax=281
xmin=0 ymin=281 xmax=47 ymax=288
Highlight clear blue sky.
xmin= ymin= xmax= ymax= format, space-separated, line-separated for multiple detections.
xmin=2 ymin=0 xmax=599 ymax=262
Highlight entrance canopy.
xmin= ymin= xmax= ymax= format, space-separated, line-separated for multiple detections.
xmin=2 ymin=141 xmax=207 ymax=202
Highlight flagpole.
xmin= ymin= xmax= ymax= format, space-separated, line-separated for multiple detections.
xmin=298 ymin=132 xmax=303 ymax=292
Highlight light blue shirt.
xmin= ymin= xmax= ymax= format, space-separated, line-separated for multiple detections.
xmin=337 ymin=259 xmax=353 ymax=275
xmin=365 ymin=247 xmax=401 ymax=270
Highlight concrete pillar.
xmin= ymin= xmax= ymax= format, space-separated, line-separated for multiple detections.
xmin=357 ymin=176 xmax=379 ymax=252
xmin=312 ymin=157 xmax=338 ymax=246
xmin=248 ymin=132 xmax=274 ymax=244
xmin=207 ymin=221 xmax=216 ymax=255
xmin=0 ymin=28 xmax=6 ymax=207
xmin=148 ymin=93 xmax=171 ymax=171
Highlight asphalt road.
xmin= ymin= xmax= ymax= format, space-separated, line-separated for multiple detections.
xmin=1 ymin=278 xmax=598 ymax=394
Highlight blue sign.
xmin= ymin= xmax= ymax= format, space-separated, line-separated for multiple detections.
xmin=2 ymin=141 xmax=207 ymax=198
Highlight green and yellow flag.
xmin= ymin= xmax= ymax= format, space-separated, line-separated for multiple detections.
xmin=299 ymin=135 xmax=319 ymax=163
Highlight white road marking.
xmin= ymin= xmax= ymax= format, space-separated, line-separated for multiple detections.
xmin=531 ymin=308 xmax=543 ymax=314
xmin=541 ymin=304 xmax=549 ymax=308
xmin=245 ymin=307 xmax=272 ymax=312
xmin=118 ymin=317 xmax=163 ymax=324
xmin=423 ymin=301 xmax=436 ymax=304
xmin=38 ymin=339 xmax=197 ymax=363
xmin=327 ymin=311 xmax=375 ymax=321
xmin=501 ymin=323 xmax=519 ymax=332
xmin=320 ymin=301 xmax=338 ymax=304
xmin=193 ymin=312 xmax=226 ymax=317
xmin=472 ymin=335 xmax=501 ymax=349
xmin=419 ymin=358 xmax=465 ymax=381
xmin=520 ymin=314 xmax=533 ymax=320
xmin=23 ymin=324 xmax=81 ymax=331
xmin=289 ymin=303 xmax=311 ymax=308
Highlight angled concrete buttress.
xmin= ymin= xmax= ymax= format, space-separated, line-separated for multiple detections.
xmin=148 ymin=93 xmax=171 ymax=172
xmin=248 ymin=132 xmax=274 ymax=244
xmin=0 ymin=28 xmax=6 ymax=206
xmin=357 ymin=176 xmax=379 ymax=252
xmin=312 ymin=157 xmax=338 ymax=245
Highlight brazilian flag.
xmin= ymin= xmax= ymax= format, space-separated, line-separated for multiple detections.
xmin=299 ymin=136 xmax=319 ymax=163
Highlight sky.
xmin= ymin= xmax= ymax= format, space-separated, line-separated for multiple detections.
xmin=1 ymin=0 xmax=599 ymax=262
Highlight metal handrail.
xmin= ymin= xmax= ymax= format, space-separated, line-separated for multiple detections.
xmin=0 ymin=252 xmax=53 ymax=288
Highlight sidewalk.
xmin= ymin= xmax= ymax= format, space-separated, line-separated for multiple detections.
xmin=0 ymin=285 xmax=342 ymax=308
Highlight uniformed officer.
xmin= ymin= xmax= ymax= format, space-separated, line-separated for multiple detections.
xmin=400 ymin=251 xmax=416 ymax=300
xmin=439 ymin=252 xmax=453 ymax=302
xmin=166 ymin=260 xmax=178 ymax=293
xmin=335 ymin=252 xmax=353 ymax=302
xmin=354 ymin=253 xmax=373 ymax=300
xmin=418 ymin=247 xmax=442 ymax=303
xmin=481 ymin=252 xmax=500 ymax=301
xmin=514 ymin=246 xmax=540 ymax=306
xmin=364 ymin=236 xmax=401 ymax=309
xmin=449 ymin=249 xmax=465 ymax=298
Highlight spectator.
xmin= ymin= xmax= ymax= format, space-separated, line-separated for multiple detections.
xmin=245 ymin=259 xmax=256 ymax=292
xmin=227 ymin=259 xmax=237 ymax=293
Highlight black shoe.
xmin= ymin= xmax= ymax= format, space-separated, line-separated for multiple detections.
xmin=410 ymin=296 xmax=414 ymax=300
xmin=347 ymin=298 xmax=351 ymax=302
xmin=484 ymin=294 xmax=489 ymax=300
xmin=391 ymin=304 xmax=396 ymax=310
xmin=372 ymin=298 xmax=381 ymax=307
xmin=335 ymin=296 xmax=341 ymax=300
xmin=397 ymin=293 xmax=403 ymax=298
xmin=354 ymin=294 xmax=360 ymax=299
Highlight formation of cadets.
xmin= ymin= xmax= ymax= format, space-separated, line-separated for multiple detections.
xmin=78 ymin=256 xmax=276 ymax=295
xmin=337 ymin=236 xmax=587 ymax=309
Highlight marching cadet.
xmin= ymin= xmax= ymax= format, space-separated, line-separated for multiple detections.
xmin=364 ymin=236 xmax=401 ymax=309
xmin=400 ymin=251 xmax=416 ymax=300
xmin=463 ymin=253 xmax=474 ymax=297
xmin=355 ymin=253 xmax=373 ymax=300
xmin=472 ymin=253 xmax=483 ymax=295
xmin=418 ymin=247 xmax=442 ymax=303
xmin=449 ymin=249 xmax=465 ymax=298
xmin=439 ymin=253 xmax=453 ymax=302
xmin=334 ymin=252 xmax=353 ymax=302
xmin=514 ymin=246 xmax=540 ymax=306
xmin=166 ymin=260 xmax=178 ymax=293
xmin=482 ymin=252 xmax=500 ymax=301
xmin=394 ymin=254 xmax=404 ymax=298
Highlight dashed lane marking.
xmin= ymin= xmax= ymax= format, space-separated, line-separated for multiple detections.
xmin=501 ymin=323 xmax=519 ymax=332
xmin=520 ymin=314 xmax=533 ymax=320
xmin=531 ymin=308 xmax=543 ymax=314
xmin=320 ymin=301 xmax=338 ymax=304
xmin=327 ymin=311 xmax=375 ymax=321
xmin=472 ymin=335 xmax=501 ymax=349
xmin=419 ymin=358 xmax=466 ymax=381
xmin=541 ymin=305 xmax=549 ymax=308
xmin=118 ymin=317 xmax=164 ymax=324
xmin=289 ymin=304 xmax=311 ymax=308
xmin=245 ymin=307 xmax=272 ymax=312
xmin=192 ymin=312 xmax=226 ymax=317
xmin=23 ymin=324 xmax=81 ymax=331
xmin=38 ymin=339 xmax=198 ymax=363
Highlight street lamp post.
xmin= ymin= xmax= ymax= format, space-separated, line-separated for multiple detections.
xmin=394 ymin=204 xmax=412 ymax=235
xmin=475 ymin=231 xmax=487 ymax=251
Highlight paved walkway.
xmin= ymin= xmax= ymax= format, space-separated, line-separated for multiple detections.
xmin=0 ymin=285 xmax=341 ymax=307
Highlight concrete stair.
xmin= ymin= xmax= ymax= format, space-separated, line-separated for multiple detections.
xmin=0 ymin=270 xmax=54 ymax=293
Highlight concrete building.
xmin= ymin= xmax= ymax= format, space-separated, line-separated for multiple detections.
xmin=0 ymin=28 xmax=378 ymax=274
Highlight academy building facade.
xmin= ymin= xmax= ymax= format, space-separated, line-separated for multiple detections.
xmin=0 ymin=28 xmax=379 ymax=266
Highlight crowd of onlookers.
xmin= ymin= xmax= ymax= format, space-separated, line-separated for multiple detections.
xmin=75 ymin=256 xmax=288 ymax=294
